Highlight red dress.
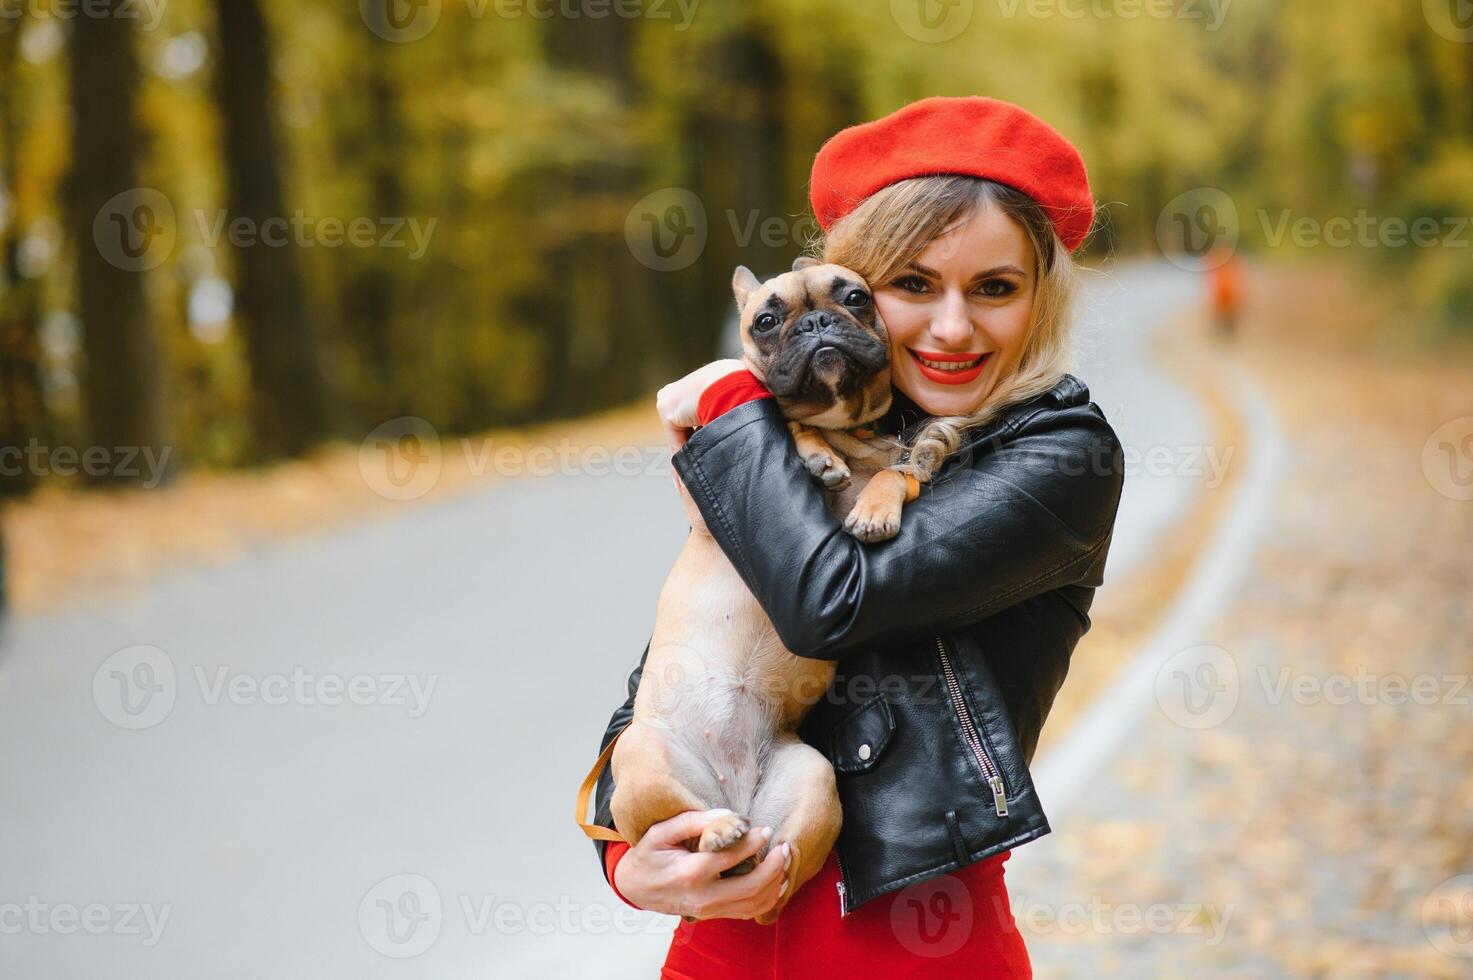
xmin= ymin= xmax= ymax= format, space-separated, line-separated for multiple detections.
xmin=609 ymin=370 xmax=1031 ymax=976
xmin=604 ymin=842 xmax=1031 ymax=978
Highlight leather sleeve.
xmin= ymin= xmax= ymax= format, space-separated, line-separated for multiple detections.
xmin=670 ymin=397 xmax=1125 ymax=660
xmin=589 ymin=636 xmax=649 ymax=881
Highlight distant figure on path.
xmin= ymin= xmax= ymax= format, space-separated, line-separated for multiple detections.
xmin=1208 ymin=246 xmax=1244 ymax=339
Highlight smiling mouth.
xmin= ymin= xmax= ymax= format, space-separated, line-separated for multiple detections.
xmin=910 ymin=350 xmax=988 ymax=371
xmin=906 ymin=348 xmax=992 ymax=384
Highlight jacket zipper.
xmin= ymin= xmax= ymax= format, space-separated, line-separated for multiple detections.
xmin=935 ymin=635 xmax=1008 ymax=818
xmin=835 ymin=847 xmax=851 ymax=917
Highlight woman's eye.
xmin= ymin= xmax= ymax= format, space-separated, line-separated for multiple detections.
xmin=755 ymin=313 xmax=779 ymax=331
xmin=890 ymin=275 xmax=929 ymax=295
xmin=843 ymin=289 xmax=870 ymax=308
xmin=977 ymin=279 xmax=1018 ymax=298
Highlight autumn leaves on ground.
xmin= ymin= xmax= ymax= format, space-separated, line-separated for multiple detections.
xmin=1028 ymin=260 xmax=1473 ymax=978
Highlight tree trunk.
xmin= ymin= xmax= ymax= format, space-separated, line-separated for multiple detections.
xmin=212 ymin=0 xmax=330 ymax=457
xmin=67 ymin=0 xmax=168 ymax=484
xmin=534 ymin=14 xmax=666 ymax=419
xmin=0 ymin=18 xmax=43 ymax=499
xmin=337 ymin=42 xmax=407 ymax=424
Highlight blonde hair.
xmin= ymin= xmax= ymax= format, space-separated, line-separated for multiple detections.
xmin=817 ymin=175 xmax=1084 ymax=482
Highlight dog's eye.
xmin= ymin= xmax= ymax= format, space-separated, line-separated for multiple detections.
xmin=754 ymin=313 xmax=780 ymax=332
xmin=842 ymin=289 xmax=871 ymax=308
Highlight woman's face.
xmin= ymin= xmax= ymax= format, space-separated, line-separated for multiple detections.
xmin=875 ymin=203 xmax=1037 ymax=417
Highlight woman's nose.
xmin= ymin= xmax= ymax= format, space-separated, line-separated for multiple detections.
xmin=929 ymin=290 xmax=973 ymax=345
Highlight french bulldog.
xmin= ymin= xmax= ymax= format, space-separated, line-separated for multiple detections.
xmin=607 ymin=257 xmax=923 ymax=923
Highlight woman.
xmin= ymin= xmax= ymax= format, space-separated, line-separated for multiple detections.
xmin=586 ymin=96 xmax=1124 ymax=977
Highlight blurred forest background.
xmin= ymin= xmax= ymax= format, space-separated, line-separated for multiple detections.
xmin=1 ymin=0 xmax=1471 ymax=495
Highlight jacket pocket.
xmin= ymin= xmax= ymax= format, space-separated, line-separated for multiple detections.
xmin=829 ymin=695 xmax=895 ymax=773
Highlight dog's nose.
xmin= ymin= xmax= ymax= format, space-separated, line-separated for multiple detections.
xmin=794 ymin=310 xmax=840 ymax=335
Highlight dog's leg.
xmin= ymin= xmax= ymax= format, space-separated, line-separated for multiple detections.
xmin=610 ymin=720 xmax=740 ymax=849
xmin=788 ymin=421 xmax=851 ymax=491
xmin=746 ymin=734 xmax=842 ymax=925
xmin=841 ymin=467 xmax=921 ymax=542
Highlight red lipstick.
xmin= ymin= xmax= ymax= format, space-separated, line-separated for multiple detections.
xmin=907 ymin=348 xmax=991 ymax=385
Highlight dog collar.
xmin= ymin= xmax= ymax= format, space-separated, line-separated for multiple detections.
xmin=845 ymin=389 xmax=927 ymax=440
xmin=842 ymin=417 xmax=900 ymax=440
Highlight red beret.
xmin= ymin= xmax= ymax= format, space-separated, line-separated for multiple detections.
xmin=809 ymin=96 xmax=1094 ymax=252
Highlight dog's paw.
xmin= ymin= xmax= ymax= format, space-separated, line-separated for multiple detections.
xmin=843 ymin=505 xmax=901 ymax=542
xmin=697 ymin=809 xmax=750 ymax=854
xmin=803 ymin=451 xmax=851 ymax=491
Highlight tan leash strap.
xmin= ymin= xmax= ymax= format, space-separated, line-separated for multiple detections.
xmin=575 ymin=729 xmax=629 ymax=843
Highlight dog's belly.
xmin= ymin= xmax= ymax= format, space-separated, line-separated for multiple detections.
xmin=638 ymin=532 xmax=834 ymax=733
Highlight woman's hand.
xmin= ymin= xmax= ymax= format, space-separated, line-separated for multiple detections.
xmin=613 ymin=810 xmax=788 ymax=920
xmin=657 ymin=359 xmax=745 ymax=455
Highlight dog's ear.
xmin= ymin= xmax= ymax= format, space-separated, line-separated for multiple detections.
xmin=792 ymin=256 xmax=821 ymax=272
xmin=732 ymin=265 xmax=761 ymax=312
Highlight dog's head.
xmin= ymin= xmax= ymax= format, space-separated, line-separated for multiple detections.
xmin=732 ymin=258 xmax=892 ymax=429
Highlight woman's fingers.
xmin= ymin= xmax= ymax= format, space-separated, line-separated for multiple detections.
xmin=664 ymin=418 xmax=690 ymax=454
xmin=732 ymin=843 xmax=786 ymax=905
xmin=695 ymin=845 xmax=787 ymax=920
xmin=657 ymin=358 xmax=744 ymax=458
xmin=634 ymin=810 xmax=790 ymax=920
xmin=642 ymin=809 xmax=712 ymax=849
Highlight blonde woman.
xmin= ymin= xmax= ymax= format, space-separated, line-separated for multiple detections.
xmin=589 ymin=97 xmax=1124 ymax=977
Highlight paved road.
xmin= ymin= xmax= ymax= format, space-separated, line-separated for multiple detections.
xmin=0 ymin=263 xmax=1210 ymax=979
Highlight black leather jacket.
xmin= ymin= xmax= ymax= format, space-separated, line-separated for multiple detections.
xmin=590 ymin=373 xmax=1125 ymax=915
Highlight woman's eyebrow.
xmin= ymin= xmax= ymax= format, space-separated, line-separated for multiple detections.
xmin=969 ymin=264 xmax=1028 ymax=280
xmin=902 ymin=261 xmax=1028 ymax=279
